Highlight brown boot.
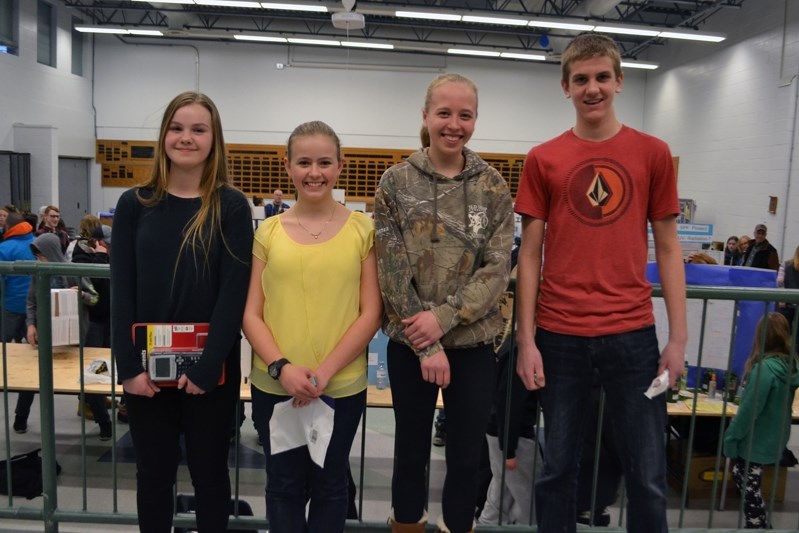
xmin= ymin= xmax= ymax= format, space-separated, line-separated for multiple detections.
xmin=390 ymin=510 xmax=427 ymax=532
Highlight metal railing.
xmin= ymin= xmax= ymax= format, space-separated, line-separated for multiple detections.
xmin=1 ymin=260 xmax=799 ymax=532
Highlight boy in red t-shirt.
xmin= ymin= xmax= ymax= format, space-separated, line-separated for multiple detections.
xmin=514 ymin=33 xmax=687 ymax=533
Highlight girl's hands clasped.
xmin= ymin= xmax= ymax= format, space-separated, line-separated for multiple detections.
xmin=421 ymin=350 xmax=451 ymax=388
xmin=279 ymin=363 xmax=322 ymax=407
xmin=402 ymin=311 xmax=444 ymax=350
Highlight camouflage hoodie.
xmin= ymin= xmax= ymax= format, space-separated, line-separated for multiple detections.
xmin=374 ymin=147 xmax=514 ymax=359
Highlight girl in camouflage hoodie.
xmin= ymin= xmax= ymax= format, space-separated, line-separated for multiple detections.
xmin=375 ymin=73 xmax=514 ymax=533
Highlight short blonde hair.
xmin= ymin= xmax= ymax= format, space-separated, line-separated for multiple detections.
xmin=561 ymin=33 xmax=622 ymax=85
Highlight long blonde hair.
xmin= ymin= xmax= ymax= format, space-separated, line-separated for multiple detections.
xmin=792 ymin=245 xmax=799 ymax=270
xmin=137 ymin=92 xmax=229 ymax=270
xmin=744 ymin=312 xmax=794 ymax=380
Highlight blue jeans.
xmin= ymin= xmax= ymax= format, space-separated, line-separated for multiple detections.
xmin=535 ymin=326 xmax=668 ymax=533
xmin=251 ymin=388 xmax=365 ymax=533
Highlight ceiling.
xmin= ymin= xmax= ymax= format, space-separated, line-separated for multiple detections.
xmin=64 ymin=0 xmax=747 ymax=62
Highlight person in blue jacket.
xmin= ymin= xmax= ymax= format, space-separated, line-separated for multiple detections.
xmin=0 ymin=212 xmax=36 ymax=432
xmin=724 ymin=312 xmax=799 ymax=529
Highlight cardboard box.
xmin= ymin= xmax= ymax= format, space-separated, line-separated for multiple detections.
xmin=667 ymin=441 xmax=786 ymax=502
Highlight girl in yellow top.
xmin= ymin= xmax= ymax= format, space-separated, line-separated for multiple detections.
xmin=242 ymin=121 xmax=382 ymax=532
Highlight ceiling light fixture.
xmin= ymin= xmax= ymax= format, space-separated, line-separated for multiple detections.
xmin=395 ymin=11 xmax=462 ymax=22
xmin=500 ymin=52 xmax=547 ymax=61
xmin=448 ymin=48 xmax=501 ymax=57
xmin=594 ymin=24 xmax=660 ymax=37
xmin=658 ymin=30 xmax=725 ymax=42
xmin=128 ymin=29 xmax=164 ymax=36
xmin=195 ymin=0 xmax=261 ymax=7
xmin=342 ymin=41 xmax=395 ymax=49
xmin=287 ymin=37 xmax=341 ymax=46
xmin=621 ymin=60 xmax=659 ymax=70
xmin=130 ymin=0 xmax=193 ymax=4
xmin=461 ymin=15 xmax=528 ymax=27
xmin=260 ymin=2 xmax=328 ymax=12
xmin=74 ymin=26 xmax=129 ymax=34
xmin=234 ymin=34 xmax=288 ymax=42
xmin=528 ymin=19 xmax=595 ymax=31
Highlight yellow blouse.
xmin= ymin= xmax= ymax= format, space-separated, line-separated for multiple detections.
xmin=249 ymin=211 xmax=374 ymax=398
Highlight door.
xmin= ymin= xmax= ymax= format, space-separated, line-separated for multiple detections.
xmin=58 ymin=157 xmax=90 ymax=237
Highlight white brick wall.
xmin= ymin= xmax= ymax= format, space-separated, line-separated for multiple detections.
xmin=645 ymin=0 xmax=799 ymax=259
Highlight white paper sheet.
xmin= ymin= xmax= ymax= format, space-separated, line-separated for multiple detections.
xmin=269 ymin=398 xmax=335 ymax=468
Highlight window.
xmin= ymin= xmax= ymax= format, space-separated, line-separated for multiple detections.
xmin=37 ymin=0 xmax=55 ymax=67
xmin=71 ymin=17 xmax=83 ymax=75
xmin=0 ymin=0 xmax=18 ymax=56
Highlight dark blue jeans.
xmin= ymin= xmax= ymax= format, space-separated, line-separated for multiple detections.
xmin=388 ymin=341 xmax=496 ymax=533
xmin=535 ymin=326 xmax=668 ymax=533
xmin=251 ymin=388 xmax=366 ymax=533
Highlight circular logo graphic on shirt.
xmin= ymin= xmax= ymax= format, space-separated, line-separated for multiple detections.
xmin=563 ymin=157 xmax=633 ymax=226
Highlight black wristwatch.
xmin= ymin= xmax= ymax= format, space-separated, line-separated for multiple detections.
xmin=268 ymin=358 xmax=290 ymax=380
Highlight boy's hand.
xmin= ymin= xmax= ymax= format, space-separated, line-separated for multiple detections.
xmin=517 ymin=344 xmax=545 ymax=391
xmin=658 ymin=341 xmax=686 ymax=388
xmin=26 ymin=325 xmax=38 ymax=347
xmin=505 ymin=457 xmax=518 ymax=471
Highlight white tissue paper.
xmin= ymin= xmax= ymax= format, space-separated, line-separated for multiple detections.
xmin=81 ymin=359 xmax=112 ymax=384
xmin=269 ymin=398 xmax=335 ymax=468
xmin=644 ymin=369 xmax=670 ymax=399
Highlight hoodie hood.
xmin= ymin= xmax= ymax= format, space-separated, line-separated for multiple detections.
xmin=32 ymin=233 xmax=66 ymax=263
xmin=761 ymin=355 xmax=799 ymax=387
xmin=405 ymin=147 xmax=488 ymax=181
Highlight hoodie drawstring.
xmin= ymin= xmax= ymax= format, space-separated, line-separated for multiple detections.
xmin=431 ymin=174 xmax=439 ymax=243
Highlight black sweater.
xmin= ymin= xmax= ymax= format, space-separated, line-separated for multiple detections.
xmin=110 ymin=186 xmax=253 ymax=392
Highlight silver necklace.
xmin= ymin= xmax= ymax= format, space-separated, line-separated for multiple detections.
xmin=295 ymin=205 xmax=336 ymax=240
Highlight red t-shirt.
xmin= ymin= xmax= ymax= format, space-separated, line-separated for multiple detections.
xmin=515 ymin=126 xmax=679 ymax=336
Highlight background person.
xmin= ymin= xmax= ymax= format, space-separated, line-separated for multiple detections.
xmin=110 ymin=91 xmax=253 ymax=532
xmin=36 ymin=205 xmax=69 ymax=253
xmin=0 ymin=212 xmax=36 ymax=433
xmin=265 ymin=189 xmax=290 ymax=217
xmin=777 ymin=245 xmax=799 ymax=341
xmin=23 ymin=233 xmax=111 ymax=439
xmin=742 ymin=224 xmax=779 ymax=270
xmin=0 ymin=205 xmax=9 ymax=237
xmin=724 ymin=312 xmax=799 ymax=529
xmin=375 ymin=73 xmax=514 ymax=533
xmin=723 ymin=235 xmax=740 ymax=265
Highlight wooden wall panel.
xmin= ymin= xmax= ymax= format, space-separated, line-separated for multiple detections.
xmin=97 ymin=140 xmax=524 ymax=202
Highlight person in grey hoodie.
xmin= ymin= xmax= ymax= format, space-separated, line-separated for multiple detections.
xmin=375 ymin=73 xmax=514 ymax=533
xmin=15 ymin=232 xmax=111 ymax=440
xmin=724 ymin=312 xmax=799 ymax=529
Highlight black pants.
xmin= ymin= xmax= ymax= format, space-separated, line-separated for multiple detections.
xmin=388 ymin=340 xmax=496 ymax=533
xmin=125 ymin=381 xmax=239 ymax=533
